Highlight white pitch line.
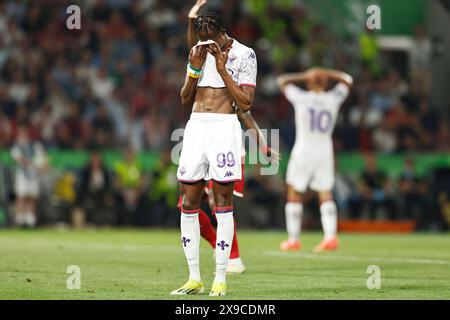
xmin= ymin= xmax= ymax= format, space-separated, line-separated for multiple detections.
xmin=0 ymin=237 xmax=181 ymax=252
xmin=263 ymin=251 xmax=450 ymax=266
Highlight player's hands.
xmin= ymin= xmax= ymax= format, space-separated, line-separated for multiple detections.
xmin=308 ymin=68 xmax=329 ymax=80
xmin=188 ymin=45 xmax=207 ymax=70
xmin=261 ymin=146 xmax=281 ymax=165
xmin=188 ymin=0 xmax=207 ymax=19
xmin=206 ymin=42 xmax=230 ymax=74
xmin=268 ymin=147 xmax=281 ymax=164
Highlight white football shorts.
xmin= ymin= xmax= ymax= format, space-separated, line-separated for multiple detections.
xmin=177 ymin=112 xmax=243 ymax=184
xmin=286 ymin=152 xmax=334 ymax=193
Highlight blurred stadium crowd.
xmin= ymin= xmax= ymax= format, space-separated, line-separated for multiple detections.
xmin=0 ymin=0 xmax=449 ymax=229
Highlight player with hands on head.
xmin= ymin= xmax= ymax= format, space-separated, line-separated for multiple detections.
xmin=276 ymin=67 xmax=353 ymax=253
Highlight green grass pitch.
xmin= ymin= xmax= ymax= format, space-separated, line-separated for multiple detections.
xmin=0 ymin=228 xmax=449 ymax=300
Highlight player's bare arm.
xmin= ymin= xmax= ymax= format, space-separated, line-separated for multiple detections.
xmin=276 ymin=70 xmax=312 ymax=93
xmin=313 ymin=68 xmax=354 ymax=88
xmin=187 ymin=0 xmax=207 ymax=49
xmin=206 ymin=42 xmax=255 ymax=112
xmin=236 ymin=110 xmax=281 ymax=163
xmin=180 ymin=46 xmax=207 ymax=108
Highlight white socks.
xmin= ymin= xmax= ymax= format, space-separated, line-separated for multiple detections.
xmin=180 ymin=206 xmax=235 ymax=285
xmin=320 ymin=201 xmax=338 ymax=240
xmin=285 ymin=202 xmax=303 ymax=242
xmin=214 ymin=207 xmax=234 ymax=283
xmin=180 ymin=208 xmax=201 ymax=282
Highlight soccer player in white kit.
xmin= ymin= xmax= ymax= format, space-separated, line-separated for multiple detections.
xmin=171 ymin=10 xmax=257 ymax=296
xmin=276 ymin=68 xmax=353 ymax=252
xmin=182 ymin=0 xmax=280 ymax=276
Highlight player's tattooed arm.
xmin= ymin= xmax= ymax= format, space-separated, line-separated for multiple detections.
xmin=187 ymin=0 xmax=207 ymax=49
xmin=180 ymin=46 xmax=207 ymax=107
xmin=236 ymin=110 xmax=281 ymax=164
xmin=207 ymin=43 xmax=255 ymax=112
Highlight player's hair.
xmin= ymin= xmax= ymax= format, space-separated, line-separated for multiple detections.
xmin=194 ymin=11 xmax=226 ymax=35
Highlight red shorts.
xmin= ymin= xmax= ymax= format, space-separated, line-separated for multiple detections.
xmin=177 ymin=164 xmax=245 ymax=209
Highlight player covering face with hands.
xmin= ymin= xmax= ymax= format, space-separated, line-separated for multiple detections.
xmin=176 ymin=0 xmax=280 ymax=281
xmin=277 ymin=68 xmax=353 ymax=253
xmin=171 ymin=1 xmax=262 ymax=297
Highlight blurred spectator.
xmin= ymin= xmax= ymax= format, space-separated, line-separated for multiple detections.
xmin=386 ymin=69 xmax=409 ymax=99
xmin=8 ymin=71 xmax=30 ymax=104
xmin=369 ymin=77 xmax=396 ymax=113
xmin=435 ymin=120 xmax=450 ymax=152
xmin=348 ymin=95 xmax=382 ymax=130
xmin=410 ymin=25 xmax=431 ymax=97
xmin=89 ymin=65 xmax=116 ymax=100
xmin=372 ymin=121 xmax=397 ymax=153
xmin=358 ymin=28 xmax=380 ymax=75
xmin=333 ymin=159 xmax=355 ymax=214
xmin=397 ymin=157 xmax=428 ymax=225
xmin=75 ymin=151 xmax=116 ymax=226
xmin=89 ymin=104 xmax=115 ymax=149
xmin=0 ymin=108 xmax=13 ymax=147
xmin=148 ymin=149 xmax=178 ymax=226
xmin=55 ymin=101 xmax=89 ymax=149
xmin=10 ymin=125 xmax=48 ymax=227
xmin=384 ymin=98 xmax=426 ymax=152
xmin=113 ymin=147 xmax=147 ymax=226
xmin=246 ymin=164 xmax=283 ymax=228
xmin=31 ymin=102 xmax=58 ymax=146
xmin=349 ymin=154 xmax=396 ymax=220
xmin=417 ymin=99 xmax=440 ymax=146
xmin=143 ymin=112 xmax=171 ymax=150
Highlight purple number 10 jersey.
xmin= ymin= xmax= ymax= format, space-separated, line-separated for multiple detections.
xmin=284 ymin=83 xmax=349 ymax=157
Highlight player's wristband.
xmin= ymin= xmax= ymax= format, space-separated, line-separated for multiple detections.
xmin=188 ymin=72 xmax=200 ymax=79
xmin=187 ymin=63 xmax=202 ymax=79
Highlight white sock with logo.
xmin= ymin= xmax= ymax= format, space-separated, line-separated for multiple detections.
xmin=180 ymin=208 xmax=201 ymax=282
xmin=320 ymin=201 xmax=338 ymax=240
xmin=214 ymin=207 xmax=234 ymax=283
xmin=285 ymin=202 xmax=303 ymax=242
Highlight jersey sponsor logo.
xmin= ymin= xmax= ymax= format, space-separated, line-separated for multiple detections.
xmin=179 ymin=167 xmax=187 ymax=176
xmin=217 ymin=240 xmax=230 ymax=251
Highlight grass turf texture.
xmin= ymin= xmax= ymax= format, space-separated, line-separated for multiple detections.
xmin=0 ymin=229 xmax=449 ymax=300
